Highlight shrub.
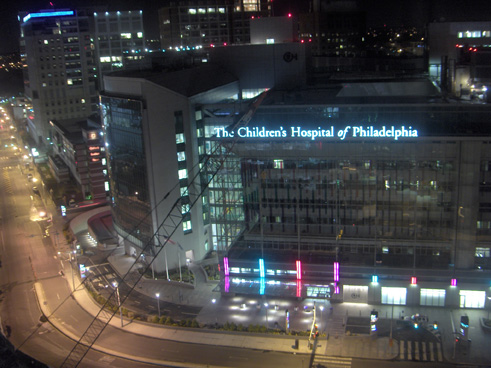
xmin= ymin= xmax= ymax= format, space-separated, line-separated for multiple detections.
xmin=151 ymin=315 xmax=160 ymax=323
xmin=159 ymin=316 xmax=166 ymax=324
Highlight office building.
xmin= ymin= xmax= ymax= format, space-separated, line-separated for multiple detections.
xmin=93 ymin=10 xmax=146 ymax=89
xmin=158 ymin=0 xmax=272 ymax=50
xmin=428 ymin=21 xmax=491 ymax=99
xmin=19 ymin=9 xmax=99 ymax=149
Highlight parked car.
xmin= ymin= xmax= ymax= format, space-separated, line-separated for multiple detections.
xmin=27 ymin=173 xmax=33 ymax=181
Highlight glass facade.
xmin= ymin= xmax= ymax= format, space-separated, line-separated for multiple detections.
xmin=101 ymin=96 xmax=152 ymax=245
xmin=203 ymin=101 xmax=491 ymax=272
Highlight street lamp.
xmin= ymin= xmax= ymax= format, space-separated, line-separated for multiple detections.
xmin=264 ymin=302 xmax=269 ymax=329
xmin=113 ymin=281 xmax=123 ymax=327
xmin=320 ymin=305 xmax=324 ymax=327
xmin=156 ymin=293 xmax=161 ymax=318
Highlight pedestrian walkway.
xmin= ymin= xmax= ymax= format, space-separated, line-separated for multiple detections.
xmin=398 ymin=340 xmax=443 ymax=362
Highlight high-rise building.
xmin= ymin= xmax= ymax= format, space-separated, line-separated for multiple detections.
xmin=19 ymin=9 xmax=99 ymax=149
xmin=93 ymin=10 xmax=146 ymax=90
xmin=158 ymin=0 xmax=272 ymax=50
xmin=299 ymin=0 xmax=366 ymax=57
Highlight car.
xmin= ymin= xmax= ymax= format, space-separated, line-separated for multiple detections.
xmin=32 ymin=186 xmax=40 ymax=195
xmin=27 ymin=173 xmax=33 ymax=181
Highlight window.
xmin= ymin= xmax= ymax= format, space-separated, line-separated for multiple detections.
xmin=178 ymin=169 xmax=188 ymax=179
xmin=381 ymin=287 xmax=407 ymax=305
xmin=176 ymin=133 xmax=185 ymax=144
xmin=188 ymin=8 xmax=197 ymax=14
xmin=121 ymin=33 xmax=131 ymax=39
xmin=273 ymin=159 xmax=283 ymax=169
xmin=475 ymin=247 xmax=490 ymax=257
xmin=180 ymin=187 xmax=188 ymax=196
xmin=420 ymin=289 xmax=445 ymax=307
xmin=182 ymin=204 xmax=190 ymax=214
xmin=183 ymin=220 xmax=192 ymax=232
xmin=177 ymin=151 xmax=186 ymax=161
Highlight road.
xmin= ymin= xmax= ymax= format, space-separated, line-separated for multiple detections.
xmin=0 ymin=112 xmax=313 ymax=368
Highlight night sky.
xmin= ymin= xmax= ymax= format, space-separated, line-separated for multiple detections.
xmin=0 ymin=0 xmax=490 ymax=54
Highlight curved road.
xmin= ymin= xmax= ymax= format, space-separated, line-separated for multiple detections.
xmin=0 ymin=124 xmax=310 ymax=368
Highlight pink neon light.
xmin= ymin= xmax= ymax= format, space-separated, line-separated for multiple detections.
xmin=224 ymin=257 xmax=230 ymax=276
xmin=334 ymin=262 xmax=339 ymax=282
xmin=451 ymin=278 xmax=457 ymax=286
xmin=224 ymin=276 xmax=230 ymax=293
xmin=296 ymin=280 xmax=302 ymax=298
xmin=296 ymin=260 xmax=302 ymax=280
xmin=411 ymin=276 xmax=417 ymax=285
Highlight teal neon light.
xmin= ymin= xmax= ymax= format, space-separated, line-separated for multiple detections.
xmin=23 ymin=11 xmax=74 ymax=23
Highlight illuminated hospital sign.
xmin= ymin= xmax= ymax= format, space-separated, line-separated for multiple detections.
xmin=215 ymin=125 xmax=418 ymax=141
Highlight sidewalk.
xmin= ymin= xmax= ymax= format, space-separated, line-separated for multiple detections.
xmin=39 ymin=209 xmax=407 ymax=365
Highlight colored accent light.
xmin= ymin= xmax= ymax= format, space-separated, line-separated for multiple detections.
xmin=451 ymin=278 xmax=457 ymax=287
xmin=23 ymin=10 xmax=74 ymax=23
xmin=296 ymin=260 xmax=302 ymax=280
xmin=333 ymin=282 xmax=340 ymax=294
xmin=371 ymin=275 xmax=378 ymax=284
xmin=259 ymin=258 xmax=265 ymax=278
xmin=223 ymin=256 xmax=230 ymax=276
xmin=296 ymin=280 xmax=302 ymax=298
xmin=334 ymin=262 xmax=339 ymax=282
xmin=259 ymin=277 xmax=265 ymax=295
xmin=224 ymin=276 xmax=229 ymax=293
xmin=411 ymin=277 xmax=417 ymax=285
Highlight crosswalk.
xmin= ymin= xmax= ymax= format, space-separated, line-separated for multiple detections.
xmin=398 ymin=340 xmax=443 ymax=362
xmin=312 ymin=356 xmax=352 ymax=368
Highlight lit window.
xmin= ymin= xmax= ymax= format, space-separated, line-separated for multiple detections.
xmin=121 ymin=33 xmax=131 ymax=39
xmin=137 ymin=32 xmax=143 ymax=38
xmin=475 ymin=247 xmax=490 ymax=257
xmin=218 ymin=7 xmax=225 ymax=13
xmin=180 ymin=187 xmax=188 ymax=197
xmin=208 ymin=7 xmax=215 ymax=13
xmin=483 ymin=31 xmax=491 ymax=37
xmin=176 ymin=133 xmax=185 ymax=144
xmin=273 ymin=159 xmax=283 ymax=169
xmin=100 ymin=56 xmax=110 ymax=63
xmin=465 ymin=31 xmax=472 ymax=38
xmin=178 ymin=169 xmax=188 ymax=179
xmin=472 ymin=31 xmax=482 ymax=38
xmin=266 ymin=38 xmax=275 ymax=44
xmin=183 ymin=220 xmax=192 ymax=232
xmin=198 ymin=8 xmax=206 ymax=14
xmin=188 ymin=8 xmax=197 ymax=15
xmin=44 ymin=40 xmax=49 ymax=44
xmin=182 ymin=204 xmax=190 ymax=214
xmin=458 ymin=32 xmax=463 ymax=38
xmin=67 ymin=79 xmax=73 ymax=85
xmin=177 ymin=151 xmax=186 ymax=161
xmin=104 ymin=181 xmax=109 ymax=191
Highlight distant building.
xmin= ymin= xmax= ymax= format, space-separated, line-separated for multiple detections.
xmin=18 ymin=8 xmax=146 ymax=151
xmin=158 ymin=0 xmax=272 ymax=50
xmin=19 ymin=9 xmax=99 ymax=149
xmin=299 ymin=0 xmax=366 ymax=57
xmin=93 ymin=10 xmax=146 ymax=90
xmin=250 ymin=16 xmax=298 ymax=45
xmin=50 ymin=116 xmax=108 ymax=201
xmin=428 ymin=21 xmax=491 ymax=99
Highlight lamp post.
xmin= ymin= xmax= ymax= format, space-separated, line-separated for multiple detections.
xmin=320 ymin=305 xmax=324 ymax=330
xmin=264 ymin=302 xmax=269 ymax=329
xmin=156 ymin=293 xmax=161 ymax=318
xmin=113 ymin=282 xmax=123 ymax=327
